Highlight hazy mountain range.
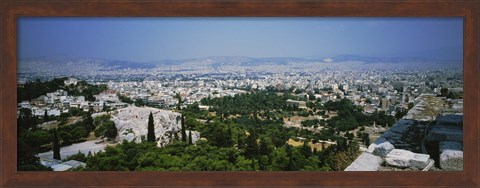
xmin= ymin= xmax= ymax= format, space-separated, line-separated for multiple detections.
xmin=17 ymin=55 xmax=462 ymax=80
xmin=19 ymin=54 xmax=460 ymax=69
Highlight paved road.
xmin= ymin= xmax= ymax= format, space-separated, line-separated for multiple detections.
xmin=37 ymin=139 xmax=108 ymax=160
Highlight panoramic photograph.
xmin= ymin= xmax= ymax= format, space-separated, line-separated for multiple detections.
xmin=17 ymin=17 xmax=463 ymax=171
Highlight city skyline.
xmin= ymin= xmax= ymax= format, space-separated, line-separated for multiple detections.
xmin=18 ymin=17 xmax=462 ymax=62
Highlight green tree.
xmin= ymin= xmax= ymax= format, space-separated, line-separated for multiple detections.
xmin=188 ymin=131 xmax=193 ymax=145
xmin=117 ymin=93 xmax=134 ymax=104
xmin=104 ymin=121 xmax=118 ymax=140
xmin=94 ymin=120 xmax=118 ymax=141
xmin=65 ymin=151 xmax=87 ymax=162
xmin=85 ymin=92 xmax=95 ymax=102
xmin=226 ymin=124 xmax=233 ymax=147
xmin=258 ymin=137 xmax=272 ymax=157
xmin=203 ymin=121 xmax=232 ymax=148
xmin=245 ymin=128 xmax=259 ymax=170
xmin=134 ymin=99 xmax=146 ymax=107
xmin=362 ymin=133 xmax=370 ymax=146
xmin=84 ymin=108 xmax=95 ymax=132
xmin=181 ymin=115 xmax=187 ymax=142
xmin=300 ymin=141 xmax=312 ymax=158
xmin=176 ymin=93 xmax=182 ymax=110
xmin=440 ymin=88 xmax=449 ymax=97
xmin=408 ymin=102 xmax=415 ymax=110
xmin=58 ymin=131 xmax=72 ymax=145
xmin=43 ymin=110 xmax=49 ymax=122
xmin=17 ymin=108 xmax=52 ymax=170
xmin=71 ymin=126 xmax=88 ymax=142
xmin=285 ymin=144 xmax=294 ymax=171
xmin=52 ymin=129 xmax=61 ymax=160
xmin=147 ymin=112 xmax=156 ymax=142
xmin=258 ymin=137 xmax=273 ymax=170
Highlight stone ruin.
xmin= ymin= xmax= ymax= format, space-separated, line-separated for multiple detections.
xmin=346 ymin=95 xmax=463 ymax=171
xmin=345 ymin=114 xmax=463 ymax=171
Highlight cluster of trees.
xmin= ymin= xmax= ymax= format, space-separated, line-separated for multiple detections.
xmin=94 ymin=115 xmax=118 ymax=141
xmin=200 ymin=91 xmax=302 ymax=118
xmin=20 ymin=81 xmax=400 ymax=171
xmin=55 ymin=109 xmax=95 ymax=146
xmin=324 ymin=99 xmax=396 ymax=131
xmin=439 ymin=88 xmax=463 ymax=99
xmin=76 ymin=92 xmax=365 ymax=171
xmin=301 ymin=119 xmax=326 ymax=128
xmin=17 ymin=107 xmax=99 ymax=170
xmin=79 ymin=138 xmax=359 ymax=171
xmin=17 ymin=77 xmax=68 ymax=103
xmin=17 ymin=107 xmax=93 ymax=169
xmin=117 ymin=93 xmax=134 ymax=104
xmin=18 ymin=77 xmax=107 ymax=103
xmin=64 ymin=80 xmax=108 ymax=101
xmin=181 ymin=102 xmax=210 ymax=120
xmin=17 ymin=108 xmax=53 ymax=170
xmin=16 ymin=78 xmax=112 ymax=170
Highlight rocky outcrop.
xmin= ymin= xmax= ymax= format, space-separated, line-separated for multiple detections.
xmin=375 ymin=119 xmax=426 ymax=152
xmin=385 ymin=149 xmax=431 ymax=169
xmin=439 ymin=141 xmax=463 ymax=171
xmin=368 ymin=139 xmax=395 ymax=158
xmin=403 ymin=94 xmax=446 ymax=121
xmin=111 ymin=106 xmax=200 ymax=147
xmin=344 ymin=153 xmax=384 ymax=171
xmin=373 ymin=142 xmax=395 ymax=158
xmin=346 ymin=96 xmax=463 ymax=171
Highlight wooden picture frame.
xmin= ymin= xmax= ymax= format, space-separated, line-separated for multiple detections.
xmin=1 ymin=0 xmax=478 ymax=187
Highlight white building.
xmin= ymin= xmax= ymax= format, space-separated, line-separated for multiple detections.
xmin=64 ymin=78 xmax=78 ymax=86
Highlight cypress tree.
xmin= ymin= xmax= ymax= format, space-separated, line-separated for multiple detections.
xmin=43 ymin=110 xmax=49 ymax=122
xmin=52 ymin=129 xmax=61 ymax=160
xmin=258 ymin=137 xmax=270 ymax=156
xmin=176 ymin=93 xmax=182 ymax=110
xmin=147 ymin=112 xmax=155 ymax=142
xmin=245 ymin=128 xmax=258 ymax=170
xmin=237 ymin=132 xmax=245 ymax=150
xmin=188 ymin=131 xmax=193 ymax=145
xmin=300 ymin=141 xmax=312 ymax=158
xmin=226 ymin=124 xmax=233 ymax=147
xmin=173 ymin=130 xmax=179 ymax=141
xmin=219 ymin=110 xmax=224 ymax=122
xmin=286 ymin=144 xmax=294 ymax=171
xmin=85 ymin=107 xmax=95 ymax=132
xmin=181 ymin=115 xmax=187 ymax=142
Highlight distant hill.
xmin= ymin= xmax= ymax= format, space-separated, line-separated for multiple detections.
xmin=331 ymin=54 xmax=460 ymax=64
xmin=18 ymin=55 xmax=461 ymax=80
xmin=18 ymin=56 xmax=156 ymax=73
xmin=151 ymin=56 xmax=320 ymax=67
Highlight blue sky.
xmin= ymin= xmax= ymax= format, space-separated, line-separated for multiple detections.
xmin=18 ymin=17 xmax=463 ymax=62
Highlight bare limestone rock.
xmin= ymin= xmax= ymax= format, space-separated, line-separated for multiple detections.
xmin=385 ymin=149 xmax=430 ymax=169
xmin=111 ymin=106 xmax=200 ymax=147
xmin=439 ymin=141 xmax=463 ymax=171
xmin=344 ymin=152 xmax=384 ymax=171
xmin=371 ymin=141 xmax=395 ymax=158
xmin=440 ymin=150 xmax=463 ymax=171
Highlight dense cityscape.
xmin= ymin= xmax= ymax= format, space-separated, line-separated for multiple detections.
xmin=17 ymin=57 xmax=463 ymax=171
xmin=16 ymin=17 xmax=463 ymax=172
